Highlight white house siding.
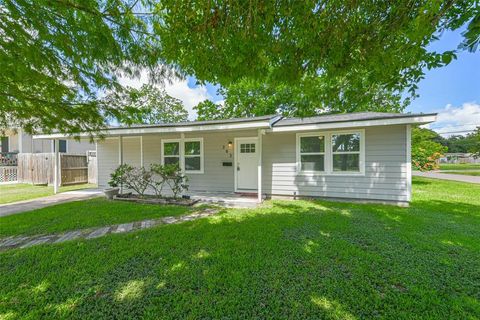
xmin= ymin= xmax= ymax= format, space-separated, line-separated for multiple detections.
xmin=65 ymin=139 xmax=94 ymax=154
xmin=96 ymin=126 xmax=409 ymax=202
xmin=96 ymin=130 xmax=258 ymax=190
xmin=97 ymin=138 xmax=120 ymax=188
xmin=262 ymin=125 xmax=409 ymax=203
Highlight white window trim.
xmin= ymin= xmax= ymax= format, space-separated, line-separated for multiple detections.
xmin=161 ymin=138 xmax=204 ymax=174
xmin=296 ymin=129 xmax=365 ymax=176
xmin=183 ymin=138 xmax=204 ymax=174
xmin=296 ymin=133 xmax=327 ymax=174
xmin=51 ymin=139 xmax=68 ymax=153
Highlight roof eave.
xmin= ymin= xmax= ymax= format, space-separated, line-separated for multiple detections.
xmin=33 ymin=119 xmax=275 ymax=140
xmin=268 ymin=114 xmax=437 ymax=133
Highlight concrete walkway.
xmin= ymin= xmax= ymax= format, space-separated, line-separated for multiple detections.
xmin=0 ymin=209 xmax=218 ymax=251
xmin=0 ymin=189 xmax=104 ymax=217
xmin=413 ymin=171 xmax=480 ymax=184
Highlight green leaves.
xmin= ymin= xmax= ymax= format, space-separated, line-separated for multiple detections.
xmin=411 ymin=127 xmax=448 ymax=171
xmin=153 ymin=0 xmax=478 ymax=117
xmin=0 ymin=0 xmax=174 ymax=135
xmin=102 ymin=84 xmax=188 ymax=125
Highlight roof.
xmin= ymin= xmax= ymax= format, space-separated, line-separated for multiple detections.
xmin=107 ymin=115 xmax=280 ymax=130
xmin=33 ymin=112 xmax=436 ymax=139
xmin=275 ymin=112 xmax=437 ymax=127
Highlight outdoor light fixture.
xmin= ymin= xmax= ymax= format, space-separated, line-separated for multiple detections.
xmin=228 ymin=141 xmax=233 ymax=148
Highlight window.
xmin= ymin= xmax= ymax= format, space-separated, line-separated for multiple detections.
xmin=240 ymin=143 xmax=255 ymax=153
xmin=163 ymin=141 xmax=180 ymax=166
xmin=297 ymin=130 xmax=364 ymax=175
xmin=184 ymin=140 xmax=202 ymax=172
xmin=332 ymin=133 xmax=360 ymax=172
xmin=59 ymin=140 xmax=67 ymax=153
xmin=298 ymin=135 xmax=325 ymax=172
xmin=52 ymin=139 xmax=67 ymax=153
xmin=0 ymin=137 xmax=8 ymax=153
xmin=162 ymin=138 xmax=203 ymax=173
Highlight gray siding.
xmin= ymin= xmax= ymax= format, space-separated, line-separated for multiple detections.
xmin=96 ymin=130 xmax=257 ymax=190
xmin=96 ymin=126 xmax=409 ymax=202
xmin=262 ymin=125 xmax=408 ymax=202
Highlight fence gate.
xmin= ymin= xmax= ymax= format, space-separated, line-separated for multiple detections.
xmin=61 ymin=154 xmax=88 ymax=185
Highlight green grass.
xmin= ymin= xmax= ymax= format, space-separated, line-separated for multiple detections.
xmin=440 ymin=171 xmax=480 ymax=176
xmin=1 ymin=177 xmax=479 ymax=319
xmin=438 ymin=163 xmax=480 ymax=171
xmin=0 ymin=183 xmax=96 ymax=205
xmin=0 ymin=198 xmax=191 ymax=237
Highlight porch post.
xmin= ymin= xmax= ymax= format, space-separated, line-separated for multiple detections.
xmin=257 ymin=129 xmax=263 ymax=203
xmin=406 ymin=125 xmax=412 ymax=202
xmin=140 ymin=136 xmax=144 ymax=167
xmin=118 ymin=136 xmax=123 ymax=193
xmin=53 ymin=139 xmax=59 ymax=194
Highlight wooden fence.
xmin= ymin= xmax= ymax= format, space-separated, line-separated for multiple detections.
xmin=17 ymin=153 xmax=96 ymax=186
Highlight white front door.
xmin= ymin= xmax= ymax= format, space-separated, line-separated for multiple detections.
xmin=236 ymin=138 xmax=258 ymax=191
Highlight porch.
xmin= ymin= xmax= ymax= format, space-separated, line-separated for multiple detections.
xmin=190 ymin=191 xmax=260 ymax=208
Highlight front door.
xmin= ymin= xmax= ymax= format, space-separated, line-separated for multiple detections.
xmin=236 ymin=138 xmax=258 ymax=191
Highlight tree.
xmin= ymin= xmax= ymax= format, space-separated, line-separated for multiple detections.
xmin=153 ymin=1 xmax=478 ymax=116
xmin=468 ymin=127 xmax=480 ymax=158
xmin=1 ymin=0 xmax=175 ymax=135
xmin=195 ymin=77 xmax=405 ymax=120
xmin=411 ymin=127 xmax=447 ymax=171
xmin=103 ymin=84 xmax=188 ymax=124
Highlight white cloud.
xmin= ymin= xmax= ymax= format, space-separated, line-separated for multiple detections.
xmin=424 ymin=102 xmax=480 ymax=137
xmin=118 ymin=72 xmax=212 ymax=120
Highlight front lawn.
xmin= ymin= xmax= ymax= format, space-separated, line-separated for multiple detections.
xmin=0 ymin=183 xmax=96 ymax=205
xmin=0 ymin=177 xmax=479 ymax=319
xmin=438 ymin=163 xmax=480 ymax=171
xmin=0 ymin=198 xmax=191 ymax=237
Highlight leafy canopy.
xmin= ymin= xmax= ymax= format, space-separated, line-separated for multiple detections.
xmin=154 ymin=0 xmax=479 ymax=118
xmin=195 ymin=78 xmax=405 ymax=120
xmin=1 ymin=0 xmax=479 ymax=131
xmin=411 ymin=127 xmax=447 ymax=171
xmin=103 ymin=85 xmax=188 ymax=124
xmin=0 ymin=0 xmax=175 ymax=134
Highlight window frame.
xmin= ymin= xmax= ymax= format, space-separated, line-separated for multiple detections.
xmin=161 ymin=138 xmax=204 ymax=174
xmin=51 ymin=139 xmax=68 ymax=153
xmin=183 ymin=138 xmax=204 ymax=174
xmin=296 ymin=129 xmax=365 ymax=176
xmin=296 ymin=133 xmax=326 ymax=173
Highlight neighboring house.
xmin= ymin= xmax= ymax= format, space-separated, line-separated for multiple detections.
xmin=35 ymin=112 xmax=436 ymax=205
xmin=439 ymin=153 xmax=480 ymax=164
xmin=0 ymin=128 xmax=92 ymax=154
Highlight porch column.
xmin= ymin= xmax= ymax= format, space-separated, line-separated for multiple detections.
xmin=53 ymin=139 xmax=59 ymax=194
xmin=118 ymin=136 xmax=123 ymax=193
xmin=257 ymin=129 xmax=264 ymax=203
xmin=406 ymin=125 xmax=412 ymax=202
xmin=140 ymin=136 xmax=144 ymax=167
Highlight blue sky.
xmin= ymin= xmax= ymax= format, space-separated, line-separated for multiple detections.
xmin=147 ymin=28 xmax=480 ymax=136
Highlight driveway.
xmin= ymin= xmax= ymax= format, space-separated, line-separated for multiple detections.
xmin=0 ymin=189 xmax=103 ymax=217
xmin=413 ymin=171 xmax=480 ymax=184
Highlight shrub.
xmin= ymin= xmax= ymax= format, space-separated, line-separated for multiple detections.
xmin=109 ymin=164 xmax=152 ymax=197
xmin=412 ymin=141 xmax=447 ymax=171
xmin=108 ymin=164 xmax=132 ymax=188
xmin=151 ymin=163 xmax=188 ymax=198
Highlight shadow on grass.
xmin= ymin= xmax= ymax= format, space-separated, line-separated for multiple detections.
xmin=1 ymin=199 xmax=479 ymax=319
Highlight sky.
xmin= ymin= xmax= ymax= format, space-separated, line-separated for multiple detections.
xmin=123 ymin=28 xmax=479 ymax=137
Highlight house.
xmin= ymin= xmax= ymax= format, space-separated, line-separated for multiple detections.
xmin=0 ymin=128 xmax=92 ymax=154
xmin=34 ymin=112 xmax=437 ymax=205
xmin=0 ymin=128 xmax=95 ymax=184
